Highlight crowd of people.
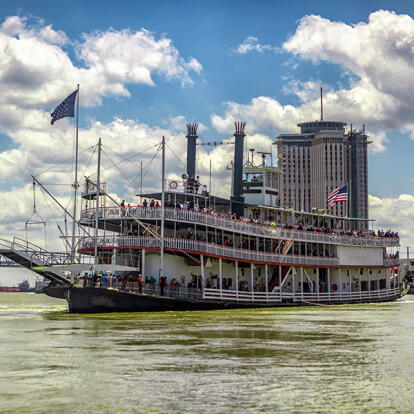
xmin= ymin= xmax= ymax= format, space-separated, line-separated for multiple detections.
xmin=124 ymin=201 xmax=399 ymax=240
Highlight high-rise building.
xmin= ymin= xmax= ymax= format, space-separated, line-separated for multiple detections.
xmin=345 ymin=127 xmax=369 ymax=223
xmin=274 ymin=120 xmax=369 ymax=226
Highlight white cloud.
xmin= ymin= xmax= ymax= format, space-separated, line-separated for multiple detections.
xmin=218 ymin=11 xmax=414 ymax=152
xmin=0 ymin=118 xmax=242 ymax=254
xmin=366 ymin=130 xmax=388 ymax=153
xmin=283 ymin=10 xmax=414 ymax=133
xmin=0 ymin=15 xmax=202 ymax=113
xmin=0 ymin=14 xmax=205 ymax=248
xmin=369 ymin=194 xmax=414 ymax=252
xmin=211 ymin=95 xmax=315 ymax=135
xmin=233 ymin=36 xmax=280 ymax=54
xmin=0 ymin=11 xmax=412 ymax=258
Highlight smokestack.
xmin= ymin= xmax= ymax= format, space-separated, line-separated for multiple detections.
xmin=231 ymin=121 xmax=246 ymax=217
xmin=186 ymin=123 xmax=198 ymax=180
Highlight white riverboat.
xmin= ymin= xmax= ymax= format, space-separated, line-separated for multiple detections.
xmin=0 ymin=122 xmax=401 ymax=312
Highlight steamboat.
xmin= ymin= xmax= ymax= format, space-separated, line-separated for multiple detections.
xmin=0 ymin=122 xmax=401 ymax=312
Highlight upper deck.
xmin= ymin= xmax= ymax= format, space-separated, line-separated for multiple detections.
xmin=80 ymin=205 xmax=399 ymax=248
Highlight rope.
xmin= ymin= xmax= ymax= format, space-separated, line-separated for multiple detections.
xmin=65 ymin=144 xmax=97 ymax=211
xmin=101 ymin=149 xmax=138 ymax=196
xmin=166 ymin=142 xmax=186 ymax=171
xmin=117 ymin=142 xmax=162 ymax=197
xmin=99 ymin=143 xmax=160 ymax=173
xmin=36 ymin=144 xmax=96 ymax=177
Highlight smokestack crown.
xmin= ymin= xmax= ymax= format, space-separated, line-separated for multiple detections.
xmin=234 ymin=121 xmax=246 ymax=135
xmin=186 ymin=123 xmax=198 ymax=137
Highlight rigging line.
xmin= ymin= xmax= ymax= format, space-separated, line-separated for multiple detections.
xmin=123 ymin=143 xmax=162 ymax=197
xmin=112 ymin=142 xmax=162 ymax=198
xmin=100 ymin=149 xmax=138 ymax=194
xmin=88 ymin=142 xmax=161 ymax=181
xmin=38 ymin=186 xmax=68 ymax=250
xmin=65 ymin=144 xmax=97 ymax=211
xmin=143 ymin=141 xmax=162 ymax=177
xmin=101 ymin=143 xmax=160 ymax=170
xmin=165 ymin=142 xmax=186 ymax=170
xmin=91 ymin=144 xmax=158 ymax=177
xmin=39 ymin=184 xmax=65 ymax=223
xmin=36 ymin=144 xmax=97 ymax=177
xmin=120 ymin=163 xmax=160 ymax=198
xmin=136 ymin=141 xmax=162 ymax=189
xmin=79 ymin=144 xmax=97 ymax=183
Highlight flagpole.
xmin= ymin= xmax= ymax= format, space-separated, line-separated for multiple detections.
xmin=159 ymin=136 xmax=165 ymax=284
xmin=71 ymin=84 xmax=80 ymax=262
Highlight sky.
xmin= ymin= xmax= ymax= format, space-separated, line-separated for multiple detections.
xmin=1 ymin=0 xmax=414 ymax=284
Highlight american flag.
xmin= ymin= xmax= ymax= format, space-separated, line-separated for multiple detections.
xmin=50 ymin=89 xmax=78 ymax=125
xmin=327 ymin=184 xmax=348 ymax=207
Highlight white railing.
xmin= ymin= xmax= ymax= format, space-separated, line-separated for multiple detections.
xmin=0 ymin=237 xmax=72 ymax=266
xmin=203 ymin=287 xmax=401 ymax=303
xmin=80 ymin=206 xmax=399 ymax=248
xmin=79 ymin=236 xmax=340 ymax=266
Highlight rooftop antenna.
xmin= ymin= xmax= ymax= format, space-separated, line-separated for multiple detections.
xmin=249 ymin=148 xmax=255 ymax=164
xmin=320 ymin=86 xmax=324 ymax=121
xmin=257 ymin=151 xmax=271 ymax=167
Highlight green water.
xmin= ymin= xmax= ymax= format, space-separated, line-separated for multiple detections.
xmin=1 ymin=293 xmax=414 ymax=413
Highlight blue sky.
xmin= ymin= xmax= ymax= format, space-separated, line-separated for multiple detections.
xmin=1 ymin=0 xmax=412 ymax=196
xmin=0 ymin=0 xmax=414 ymax=251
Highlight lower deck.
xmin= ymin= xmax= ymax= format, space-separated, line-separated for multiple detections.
xmin=46 ymin=283 xmax=402 ymax=314
xmin=75 ymin=248 xmax=401 ymax=307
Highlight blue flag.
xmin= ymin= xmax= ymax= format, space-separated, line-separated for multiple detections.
xmin=50 ymin=89 xmax=78 ymax=125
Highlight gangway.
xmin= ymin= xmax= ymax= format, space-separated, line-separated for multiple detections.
xmin=0 ymin=237 xmax=73 ymax=285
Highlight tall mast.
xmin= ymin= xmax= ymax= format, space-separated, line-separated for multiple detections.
xmin=94 ymin=138 xmax=102 ymax=264
xmin=320 ymin=86 xmax=324 ymax=121
xmin=140 ymin=160 xmax=143 ymax=204
xmin=71 ymin=84 xmax=80 ymax=262
xmin=160 ymin=137 xmax=165 ymax=281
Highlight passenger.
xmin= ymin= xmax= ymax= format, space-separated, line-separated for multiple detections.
xmin=102 ymin=272 xmax=108 ymax=287
xmin=137 ymin=274 xmax=144 ymax=293
xmin=194 ymin=176 xmax=200 ymax=193
xmin=159 ymin=277 xmax=168 ymax=296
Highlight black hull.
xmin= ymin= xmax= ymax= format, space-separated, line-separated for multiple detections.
xmin=44 ymin=286 xmax=402 ymax=313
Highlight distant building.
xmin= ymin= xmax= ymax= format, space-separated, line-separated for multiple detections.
xmin=346 ymin=128 xmax=369 ymax=223
xmin=274 ymin=120 xmax=369 ymax=227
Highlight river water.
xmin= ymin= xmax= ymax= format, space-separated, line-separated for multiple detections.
xmin=1 ymin=293 xmax=414 ymax=414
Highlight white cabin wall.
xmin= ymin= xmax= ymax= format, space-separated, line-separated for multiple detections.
xmin=145 ymin=253 xmax=200 ymax=284
xmin=338 ymin=246 xmax=383 ymax=266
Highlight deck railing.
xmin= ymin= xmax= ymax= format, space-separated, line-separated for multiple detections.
xmin=0 ymin=237 xmax=72 ymax=266
xmin=202 ymin=286 xmax=401 ymax=303
xmin=80 ymin=206 xmax=399 ymax=248
xmin=79 ymin=235 xmax=340 ymax=266
xmin=86 ymin=280 xmax=203 ymax=300
xmin=77 ymin=280 xmax=401 ymax=304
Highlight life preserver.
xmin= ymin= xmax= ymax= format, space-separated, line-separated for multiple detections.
xmin=169 ymin=180 xmax=178 ymax=190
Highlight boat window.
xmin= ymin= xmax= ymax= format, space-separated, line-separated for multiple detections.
xmin=243 ymin=172 xmax=263 ymax=187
